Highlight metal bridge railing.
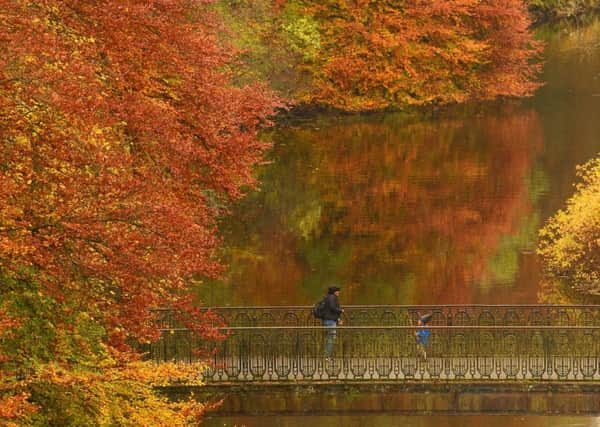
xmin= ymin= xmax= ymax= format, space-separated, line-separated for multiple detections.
xmin=149 ymin=325 xmax=600 ymax=382
xmin=152 ymin=305 xmax=600 ymax=328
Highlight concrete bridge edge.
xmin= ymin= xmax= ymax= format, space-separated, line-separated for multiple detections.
xmin=159 ymin=381 xmax=600 ymax=416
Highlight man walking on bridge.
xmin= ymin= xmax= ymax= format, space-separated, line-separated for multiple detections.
xmin=322 ymin=286 xmax=344 ymax=360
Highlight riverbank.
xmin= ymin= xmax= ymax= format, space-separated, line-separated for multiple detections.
xmin=529 ymin=1 xmax=600 ymax=24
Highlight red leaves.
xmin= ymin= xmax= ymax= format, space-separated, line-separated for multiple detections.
xmin=0 ymin=0 xmax=280 ymax=347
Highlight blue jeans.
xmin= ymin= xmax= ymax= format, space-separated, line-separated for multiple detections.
xmin=323 ymin=319 xmax=337 ymax=356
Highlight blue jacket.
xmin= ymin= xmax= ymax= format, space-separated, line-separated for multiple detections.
xmin=416 ymin=329 xmax=430 ymax=346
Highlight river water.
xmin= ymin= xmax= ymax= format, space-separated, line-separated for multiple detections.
xmin=205 ymin=415 xmax=600 ymax=427
xmin=201 ymin=16 xmax=600 ymax=427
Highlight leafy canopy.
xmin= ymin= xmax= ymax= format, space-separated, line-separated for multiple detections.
xmin=538 ymin=157 xmax=600 ymax=293
xmin=221 ymin=0 xmax=543 ymax=111
xmin=0 ymin=0 xmax=279 ymax=424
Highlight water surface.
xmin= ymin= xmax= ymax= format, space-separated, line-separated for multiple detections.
xmin=200 ymin=17 xmax=600 ymax=308
xmin=204 ymin=415 xmax=600 ymax=427
xmin=199 ymin=15 xmax=600 ymax=427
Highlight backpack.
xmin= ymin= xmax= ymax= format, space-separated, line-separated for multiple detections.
xmin=313 ymin=296 xmax=327 ymax=319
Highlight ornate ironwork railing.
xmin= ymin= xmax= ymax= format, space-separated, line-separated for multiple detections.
xmin=152 ymin=305 xmax=600 ymax=328
xmin=150 ymin=325 xmax=600 ymax=382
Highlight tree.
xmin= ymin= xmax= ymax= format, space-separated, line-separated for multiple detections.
xmin=527 ymin=0 xmax=599 ymax=22
xmin=0 ymin=0 xmax=279 ymax=424
xmin=220 ymin=0 xmax=543 ymax=111
xmin=303 ymin=0 xmax=543 ymax=111
xmin=538 ymin=157 xmax=600 ymax=294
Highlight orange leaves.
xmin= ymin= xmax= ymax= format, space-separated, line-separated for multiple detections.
xmin=1 ymin=3 xmax=279 ymax=421
xmin=271 ymin=0 xmax=542 ymax=111
xmin=0 ymin=0 xmax=280 ymax=348
xmin=0 ymin=311 xmax=19 ymax=340
xmin=0 ymin=393 xmax=38 ymax=422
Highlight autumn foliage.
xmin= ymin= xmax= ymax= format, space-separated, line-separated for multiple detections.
xmin=538 ymin=157 xmax=600 ymax=294
xmin=306 ymin=0 xmax=543 ymax=110
xmin=528 ymin=0 xmax=600 ymax=22
xmin=1 ymin=0 xmax=278 ymax=424
xmin=224 ymin=0 xmax=543 ymax=111
xmin=0 ymin=0 xmax=550 ymax=423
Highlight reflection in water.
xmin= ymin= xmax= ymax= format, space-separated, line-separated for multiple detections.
xmin=533 ymin=16 xmax=600 ymax=214
xmin=197 ymin=15 xmax=600 ymax=427
xmin=203 ymin=415 xmax=600 ymax=427
xmin=205 ymin=100 xmax=546 ymax=306
xmin=220 ymin=110 xmax=543 ymax=306
xmin=534 ymin=16 xmax=600 ymax=305
xmin=198 ymin=16 xmax=600 ymax=308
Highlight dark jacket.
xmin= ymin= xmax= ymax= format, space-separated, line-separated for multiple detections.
xmin=322 ymin=294 xmax=342 ymax=321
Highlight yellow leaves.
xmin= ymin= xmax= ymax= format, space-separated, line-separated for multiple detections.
xmin=281 ymin=15 xmax=322 ymax=61
xmin=160 ymin=76 xmax=182 ymax=86
xmin=14 ymin=135 xmax=30 ymax=147
xmin=538 ymin=155 xmax=600 ymax=290
xmin=43 ymin=60 xmax=67 ymax=72
xmin=121 ymin=361 xmax=206 ymax=387
xmin=0 ymin=354 xmax=208 ymax=426
xmin=34 ymin=358 xmax=206 ymax=388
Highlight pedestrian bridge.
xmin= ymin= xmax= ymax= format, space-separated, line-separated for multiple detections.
xmin=150 ymin=305 xmax=600 ymax=383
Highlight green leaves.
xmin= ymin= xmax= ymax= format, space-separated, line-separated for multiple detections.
xmin=281 ymin=15 xmax=321 ymax=61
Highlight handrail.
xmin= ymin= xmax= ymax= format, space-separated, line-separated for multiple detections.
xmin=152 ymin=305 xmax=600 ymax=329
xmin=152 ymin=304 xmax=600 ymax=310
xmin=158 ymin=325 xmax=600 ymax=331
